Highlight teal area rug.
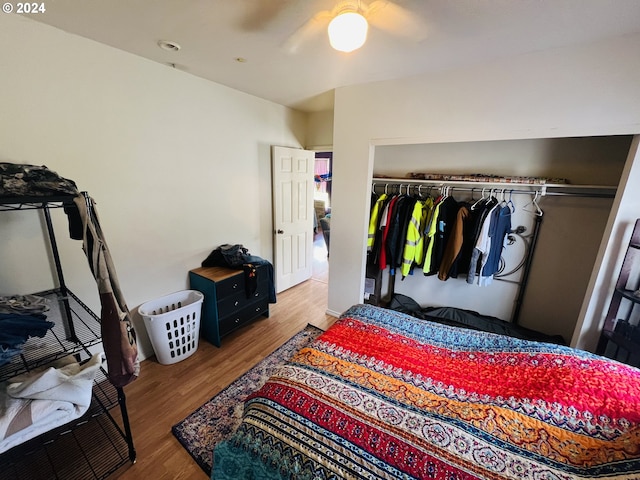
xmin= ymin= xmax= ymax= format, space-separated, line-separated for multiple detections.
xmin=171 ymin=324 xmax=323 ymax=476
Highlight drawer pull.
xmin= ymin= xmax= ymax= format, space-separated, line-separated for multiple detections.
xmin=232 ymin=283 xmax=238 ymax=289
xmin=255 ymin=307 xmax=261 ymax=312
xmin=234 ymin=301 xmax=239 ymax=306
xmin=254 ymin=292 xmax=259 ymax=297
xmin=235 ymin=318 xmax=240 ymax=324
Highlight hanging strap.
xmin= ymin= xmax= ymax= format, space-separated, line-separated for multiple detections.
xmin=74 ymin=193 xmax=139 ymax=387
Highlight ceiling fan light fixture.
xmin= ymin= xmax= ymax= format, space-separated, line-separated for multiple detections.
xmin=328 ymin=11 xmax=368 ymax=53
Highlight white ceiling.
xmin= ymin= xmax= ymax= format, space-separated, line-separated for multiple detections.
xmin=25 ymin=0 xmax=640 ymax=112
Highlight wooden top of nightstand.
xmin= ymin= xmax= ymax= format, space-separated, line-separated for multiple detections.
xmin=189 ymin=266 xmax=242 ymax=282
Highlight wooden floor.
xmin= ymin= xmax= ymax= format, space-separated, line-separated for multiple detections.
xmin=115 ymin=239 xmax=332 ymax=479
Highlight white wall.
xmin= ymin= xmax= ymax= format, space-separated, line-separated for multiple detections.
xmin=306 ymin=110 xmax=334 ymax=150
xmin=328 ymin=33 xmax=640 ymax=351
xmin=0 ymin=15 xmax=307 ymax=360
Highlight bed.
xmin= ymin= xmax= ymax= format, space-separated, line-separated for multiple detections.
xmin=212 ymin=304 xmax=640 ymax=479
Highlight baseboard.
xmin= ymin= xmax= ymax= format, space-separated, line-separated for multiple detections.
xmin=325 ymin=308 xmax=341 ymax=318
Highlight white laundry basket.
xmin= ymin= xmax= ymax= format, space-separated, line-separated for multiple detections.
xmin=139 ymin=290 xmax=204 ymax=365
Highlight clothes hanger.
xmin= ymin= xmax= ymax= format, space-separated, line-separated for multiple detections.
xmin=523 ymin=190 xmax=544 ymax=216
xmin=507 ymin=190 xmax=516 ymax=213
xmin=498 ymin=189 xmax=513 ymax=216
xmin=470 ymin=187 xmax=487 ymax=210
xmin=427 ymin=185 xmax=434 ymax=198
xmin=498 ymin=189 xmax=507 ymax=207
xmin=533 ymin=191 xmax=544 ymax=216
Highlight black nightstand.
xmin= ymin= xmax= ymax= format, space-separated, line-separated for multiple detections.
xmin=189 ymin=265 xmax=270 ymax=347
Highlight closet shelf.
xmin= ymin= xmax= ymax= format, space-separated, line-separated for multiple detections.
xmin=371 ymin=177 xmax=617 ymax=198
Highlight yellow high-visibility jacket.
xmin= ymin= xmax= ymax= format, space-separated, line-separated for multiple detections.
xmin=367 ymin=194 xmax=387 ymax=251
xmin=422 ymin=199 xmax=442 ymax=274
xmin=413 ymin=197 xmax=433 ymax=268
xmin=401 ymin=199 xmax=426 ymax=277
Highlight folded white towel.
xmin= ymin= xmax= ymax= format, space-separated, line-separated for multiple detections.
xmin=0 ymin=352 xmax=103 ymax=453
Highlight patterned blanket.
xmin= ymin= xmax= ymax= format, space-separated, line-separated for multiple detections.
xmin=212 ymin=304 xmax=640 ymax=479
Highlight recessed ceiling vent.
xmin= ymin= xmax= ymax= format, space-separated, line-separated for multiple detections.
xmin=157 ymin=40 xmax=181 ymax=52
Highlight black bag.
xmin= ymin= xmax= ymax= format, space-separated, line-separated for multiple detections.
xmin=202 ymin=244 xmax=249 ymax=268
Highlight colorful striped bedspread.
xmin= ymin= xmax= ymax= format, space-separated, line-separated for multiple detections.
xmin=212 ymin=304 xmax=640 ymax=479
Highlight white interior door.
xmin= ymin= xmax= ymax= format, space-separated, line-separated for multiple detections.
xmin=272 ymin=146 xmax=315 ymax=293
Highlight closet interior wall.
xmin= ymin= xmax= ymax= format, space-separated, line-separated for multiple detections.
xmin=372 ymin=136 xmax=631 ymax=343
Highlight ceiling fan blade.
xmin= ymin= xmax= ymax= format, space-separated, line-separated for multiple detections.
xmin=366 ymin=0 xmax=428 ymax=41
xmin=240 ymin=0 xmax=294 ymax=31
xmin=283 ymin=10 xmax=332 ymax=54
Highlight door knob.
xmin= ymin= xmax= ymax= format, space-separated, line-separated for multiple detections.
xmin=276 ymin=229 xmax=284 ymax=234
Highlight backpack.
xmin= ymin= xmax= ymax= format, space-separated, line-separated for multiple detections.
xmin=202 ymin=244 xmax=249 ymax=268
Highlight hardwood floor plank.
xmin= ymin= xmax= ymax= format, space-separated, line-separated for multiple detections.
xmin=115 ymin=276 xmax=334 ymax=479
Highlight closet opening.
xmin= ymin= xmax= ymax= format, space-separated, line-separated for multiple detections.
xmin=368 ymin=135 xmax=633 ymax=344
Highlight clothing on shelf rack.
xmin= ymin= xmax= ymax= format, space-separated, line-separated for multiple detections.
xmin=0 ymin=162 xmax=136 ymax=478
xmin=0 ymin=195 xmax=137 ymax=478
xmin=0 ymin=352 xmax=103 ymax=454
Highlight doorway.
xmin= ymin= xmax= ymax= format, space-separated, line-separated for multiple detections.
xmin=312 ymin=151 xmax=331 ymax=283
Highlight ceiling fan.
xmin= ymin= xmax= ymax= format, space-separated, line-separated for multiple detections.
xmin=242 ymin=0 xmax=428 ymax=54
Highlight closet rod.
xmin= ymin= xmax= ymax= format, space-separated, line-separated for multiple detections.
xmin=371 ymin=177 xmax=616 ymax=199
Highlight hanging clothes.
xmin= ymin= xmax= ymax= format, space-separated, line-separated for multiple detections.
xmin=413 ymin=196 xmax=434 ymax=269
xmin=385 ymin=194 xmax=407 ymax=273
xmin=367 ymin=194 xmax=391 ymax=267
xmin=378 ymin=195 xmax=399 ymax=270
xmin=438 ymin=203 xmax=470 ymax=281
xmin=422 ymin=197 xmax=443 ymax=275
xmin=426 ymin=195 xmax=458 ymax=276
xmin=453 ymin=199 xmax=487 ymax=278
xmin=390 ymin=195 xmax=417 ymax=275
xmin=367 ymin=193 xmax=387 ymax=251
xmin=467 ymin=197 xmax=500 ymax=285
xmin=72 ymin=193 xmax=139 ymax=387
xmin=401 ymin=198 xmax=428 ymax=278
xmin=367 ymin=185 xmax=516 ymax=287
xmin=480 ymin=204 xmax=513 ymax=285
